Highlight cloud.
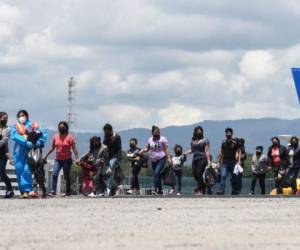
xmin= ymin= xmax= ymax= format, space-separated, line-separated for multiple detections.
xmin=0 ymin=0 xmax=300 ymax=131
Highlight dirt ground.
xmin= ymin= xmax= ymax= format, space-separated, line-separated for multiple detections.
xmin=0 ymin=197 xmax=299 ymax=250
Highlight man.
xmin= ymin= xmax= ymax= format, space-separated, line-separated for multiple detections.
xmin=103 ymin=124 xmax=122 ymax=196
xmin=217 ymin=128 xmax=241 ymax=195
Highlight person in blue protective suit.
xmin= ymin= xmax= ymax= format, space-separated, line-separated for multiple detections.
xmin=11 ymin=110 xmax=48 ymax=199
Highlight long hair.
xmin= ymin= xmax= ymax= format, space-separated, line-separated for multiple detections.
xmin=192 ymin=126 xmax=204 ymax=140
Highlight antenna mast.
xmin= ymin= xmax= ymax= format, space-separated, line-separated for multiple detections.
xmin=67 ymin=77 xmax=76 ymax=129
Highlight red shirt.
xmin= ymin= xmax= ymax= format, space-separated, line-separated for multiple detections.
xmin=271 ymin=147 xmax=281 ymax=167
xmin=52 ymin=133 xmax=75 ymax=160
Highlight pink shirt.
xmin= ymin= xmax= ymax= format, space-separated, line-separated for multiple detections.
xmin=148 ymin=136 xmax=168 ymax=162
xmin=53 ymin=133 xmax=75 ymax=160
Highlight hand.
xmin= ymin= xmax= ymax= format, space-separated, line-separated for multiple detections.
xmin=75 ymin=159 xmax=80 ymax=166
xmin=26 ymin=141 xmax=33 ymax=149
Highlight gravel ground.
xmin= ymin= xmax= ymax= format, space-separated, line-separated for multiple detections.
xmin=0 ymin=197 xmax=300 ymax=250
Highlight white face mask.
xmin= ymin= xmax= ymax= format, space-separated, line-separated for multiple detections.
xmin=18 ymin=117 xmax=27 ymax=124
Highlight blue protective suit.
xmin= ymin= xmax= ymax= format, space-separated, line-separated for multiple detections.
xmin=11 ymin=120 xmax=48 ymax=193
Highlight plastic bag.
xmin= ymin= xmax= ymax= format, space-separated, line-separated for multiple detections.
xmin=162 ymin=165 xmax=176 ymax=186
xmin=233 ymin=163 xmax=243 ymax=175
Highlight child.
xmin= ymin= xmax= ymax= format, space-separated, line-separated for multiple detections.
xmin=250 ymin=146 xmax=269 ymax=195
xmin=203 ymin=155 xmax=219 ymax=195
xmin=80 ymin=153 xmax=97 ymax=196
xmin=127 ymin=138 xmax=142 ymax=195
xmin=170 ymin=144 xmax=186 ymax=196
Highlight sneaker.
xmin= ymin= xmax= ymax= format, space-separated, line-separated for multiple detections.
xmin=48 ymin=192 xmax=56 ymax=197
xmin=169 ymin=189 xmax=176 ymax=195
xmin=20 ymin=192 xmax=29 ymax=199
xmin=41 ymin=193 xmax=48 ymax=198
xmin=115 ymin=188 xmax=121 ymax=196
xmin=97 ymin=193 xmax=105 ymax=197
xmin=176 ymin=192 xmax=182 ymax=196
xmin=4 ymin=190 xmax=14 ymax=199
xmin=249 ymin=191 xmax=254 ymax=195
xmin=106 ymin=188 xmax=111 ymax=196
xmin=30 ymin=191 xmax=39 ymax=199
xmin=127 ymin=189 xmax=134 ymax=195
xmin=216 ymin=190 xmax=225 ymax=195
xmin=61 ymin=192 xmax=71 ymax=197
xmin=88 ymin=192 xmax=97 ymax=198
xmin=195 ymin=191 xmax=203 ymax=196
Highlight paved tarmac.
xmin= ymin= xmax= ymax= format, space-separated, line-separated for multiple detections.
xmin=0 ymin=197 xmax=299 ymax=250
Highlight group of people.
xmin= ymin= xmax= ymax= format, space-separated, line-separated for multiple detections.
xmin=0 ymin=109 xmax=300 ymax=199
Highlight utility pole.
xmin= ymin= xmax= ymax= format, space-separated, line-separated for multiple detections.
xmin=67 ymin=77 xmax=76 ymax=129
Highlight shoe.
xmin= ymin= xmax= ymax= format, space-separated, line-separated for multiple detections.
xmin=115 ymin=188 xmax=121 ymax=196
xmin=249 ymin=191 xmax=254 ymax=195
xmin=30 ymin=191 xmax=39 ymax=199
xmin=176 ymin=192 xmax=182 ymax=196
xmin=106 ymin=188 xmax=111 ymax=196
xmin=41 ymin=193 xmax=48 ymax=198
xmin=169 ymin=189 xmax=176 ymax=195
xmin=195 ymin=191 xmax=203 ymax=196
xmin=88 ymin=192 xmax=97 ymax=198
xmin=216 ymin=190 xmax=225 ymax=195
xmin=20 ymin=192 xmax=29 ymax=199
xmin=97 ymin=193 xmax=105 ymax=197
xmin=61 ymin=192 xmax=71 ymax=197
xmin=4 ymin=190 xmax=14 ymax=199
xmin=127 ymin=189 xmax=134 ymax=195
xmin=48 ymin=192 xmax=56 ymax=197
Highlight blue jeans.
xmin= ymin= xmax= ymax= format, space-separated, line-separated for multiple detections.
xmin=288 ymin=167 xmax=300 ymax=193
xmin=107 ymin=157 xmax=119 ymax=189
xmin=152 ymin=157 xmax=166 ymax=192
xmin=219 ymin=162 xmax=236 ymax=193
xmin=52 ymin=158 xmax=72 ymax=194
xmin=0 ymin=158 xmax=12 ymax=191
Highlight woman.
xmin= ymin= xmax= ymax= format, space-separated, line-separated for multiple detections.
xmin=0 ymin=112 xmax=14 ymax=198
xmin=11 ymin=110 xmax=47 ymax=199
xmin=287 ymin=137 xmax=300 ymax=195
xmin=267 ymin=137 xmax=289 ymax=195
xmin=185 ymin=126 xmax=211 ymax=195
xmin=44 ymin=121 xmax=79 ymax=197
xmin=139 ymin=126 xmax=171 ymax=195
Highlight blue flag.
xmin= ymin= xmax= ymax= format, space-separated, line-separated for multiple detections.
xmin=292 ymin=68 xmax=300 ymax=104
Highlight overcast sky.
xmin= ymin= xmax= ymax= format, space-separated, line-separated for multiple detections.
xmin=1 ymin=0 xmax=300 ymax=131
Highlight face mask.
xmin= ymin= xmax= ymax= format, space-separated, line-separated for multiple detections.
xmin=226 ymin=135 xmax=232 ymax=140
xmin=175 ymin=149 xmax=182 ymax=156
xmin=195 ymin=133 xmax=203 ymax=139
xmin=0 ymin=120 xmax=7 ymax=126
xmin=153 ymin=135 xmax=160 ymax=140
xmin=256 ymin=151 xmax=262 ymax=155
xmin=93 ymin=143 xmax=101 ymax=149
xmin=59 ymin=127 xmax=68 ymax=134
xmin=273 ymin=141 xmax=279 ymax=147
xmin=18 ymin=117 xmax=27 ymax=124
xmin=130 ymin=143 xmax=136 ymax=149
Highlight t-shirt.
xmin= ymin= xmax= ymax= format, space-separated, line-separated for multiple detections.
xmin=148 ymin=136 xmax=168 ymax=162
xmin=191 ymin=138 xmax=209 ymax=161
xmin=221 ymin=140 xmax=239 ymax=163
xmin=172 ymin=155 xmax=186 ymax=171
xmin=53 ymin=133 xmax=75 ymax=160
xmin=103 ymin=133 xmax=122 ymax=160
xmin=271 ymin=147 xmax=281 ymax=167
